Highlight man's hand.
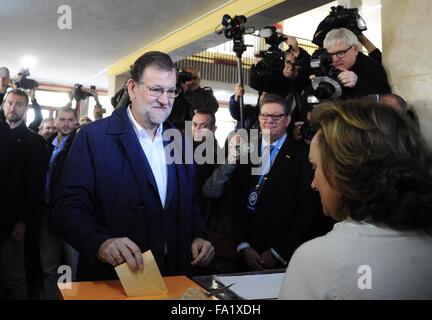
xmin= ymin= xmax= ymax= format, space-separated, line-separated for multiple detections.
xmin=285 ymin=36 xmax=300 ymax=57
xmin=29 ymin=89 xmax=36 ymax=100
xmin=337 ymin=69 xmax=358 ymax=88
xmin=191 ymin=238 xmax=214 ymax=267
xmin=234 ymin=83 xmax=244 ymax=102
xmin=12 ymin=222 xmax=26 ymax=241
xmin=241 ymin=247 xmax=265 ymax=271
xmin=260 ymin=250 xmax=277 ymax=269
xmin=98 ymin=237 xmax=143 ymax=271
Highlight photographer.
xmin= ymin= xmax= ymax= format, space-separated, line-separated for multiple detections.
xmin=167 ymin=69 xmax=195 ymax=131
xmin=183 ymin=67 xmax=219 ymax=114
xmin=249 ymin=36 xmax=311 ymax=98
xmin=320 ymin=28 xmax=391 ymax=99
xmin=230 ymin=36 xmax=311 ymax=130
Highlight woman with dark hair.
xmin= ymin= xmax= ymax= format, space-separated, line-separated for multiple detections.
xmin=279 ymin=99 xmax=432 ymax=299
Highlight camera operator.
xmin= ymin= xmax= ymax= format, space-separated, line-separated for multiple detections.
xmin=230 ymin=36 xmax=311 ymax=130
xmin=320 ymin=28 xmax=391 ymax=99
xmin=167 ymin=69 xmax=195 ymax=131
xmin=249 ymin=36 xmax=310 ymax=98
xmin=183 ymin=67 xmax=219 ymax=114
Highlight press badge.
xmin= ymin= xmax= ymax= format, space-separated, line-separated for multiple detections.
xmin=246 ymin=189 xmax=258 ymax=213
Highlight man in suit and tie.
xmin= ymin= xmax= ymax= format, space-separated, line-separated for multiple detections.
xmin=233 ymin=93 xmax=333 ymax=271
xmin=53 ymin=51 xmax=214 ymax=281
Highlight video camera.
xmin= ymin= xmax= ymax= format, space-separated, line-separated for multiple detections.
xmin=313 ymin=5 xmax=367 ymax=47
xmin=254 ymin=26 xmax=288 ymax=75
xmin=72 ymin=83 xmax=106 ymax=116
xmin=73 ymin=84 xmax=95 ymax=101
xmin=12 ymin=68 xmax=39 ymax=90
xmin=309 ymin=48 xmax=342 ymax=101
xmin=216 ymin=14 xmax=254 ymax=57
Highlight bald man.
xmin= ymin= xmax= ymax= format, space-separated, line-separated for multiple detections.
xmin=183 ymin=67 xmax=219 ymax=114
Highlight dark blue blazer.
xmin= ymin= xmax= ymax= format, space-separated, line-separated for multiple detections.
xmin=52 ymin=106 xmax=205 ymax=280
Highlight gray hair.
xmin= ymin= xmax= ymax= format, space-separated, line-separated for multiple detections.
xmin=39 ymin=117 xmax=55 ymax=130
xmin=323 ymin=28 xmax=360 ymax=50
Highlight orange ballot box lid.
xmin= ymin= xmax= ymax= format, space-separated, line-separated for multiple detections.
xmin=58 ymin=276 xmax=212 ymax=300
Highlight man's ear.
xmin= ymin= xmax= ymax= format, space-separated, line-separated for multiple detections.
xmin=127 ymin=79 xmax=137 ymax=101
xmin=353 ymin=45 xmax=360 ymax=56
xmin=285 ymin=115 xmax=291 ymax=128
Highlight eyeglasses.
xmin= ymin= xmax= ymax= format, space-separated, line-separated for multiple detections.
xmin=259 ymin=113 xmax=287 ymax=121
xmin=328 ymin=46 xmax=353 ymax=59
xmin=137 ymin=82 xmax=180 ymax=98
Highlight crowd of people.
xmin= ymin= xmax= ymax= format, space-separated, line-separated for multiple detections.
xmin=0 ymin=23 xmax=431 ymax=301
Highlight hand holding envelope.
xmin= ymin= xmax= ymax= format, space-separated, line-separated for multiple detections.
xmin=115 ymin=250 xmax=168 ymax=297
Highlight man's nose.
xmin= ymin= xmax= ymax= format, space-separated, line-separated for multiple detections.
xmin=157 ymin=91 xmax=169 ymax=104
xmin=332 ymin=55 xmax=342 ymax=63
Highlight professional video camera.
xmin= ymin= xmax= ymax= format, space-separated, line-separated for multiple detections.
xmin=254 ymin=26 xmax=288 ymax=75
xmin=72 ymin=84 xmax=106 ymax=117
xmin=313 ymin=5 xmax=367 ymax=47
xmin=12 ymin=68 xmax=39 ymax=90
xmin=73 ymin=83 xmax=95 ymax=101
xmin=216 ymin=14 xmax=253 ymax=57
xmin=309 ymin=48 xmax=342 ymax=101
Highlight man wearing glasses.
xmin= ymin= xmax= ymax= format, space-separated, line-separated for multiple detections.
xmin=233 ymin=94 xmax=333 ymax=271
xmin=323 ymin=28 xmax=391 ymax=98
xmin=53 ymin=51 xmax=214 ymax=282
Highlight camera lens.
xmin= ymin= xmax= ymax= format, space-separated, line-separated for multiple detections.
xmin=315 ymin=82 xmax=336 ymax=100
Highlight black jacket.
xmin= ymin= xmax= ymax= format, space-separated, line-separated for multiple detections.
xmin=341 ymin=52 xmax=391 ymax=99
xmin=0 ymin=122 xmax=48 ymax=242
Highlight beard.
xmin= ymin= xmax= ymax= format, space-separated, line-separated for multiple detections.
xmin=5 ymin=112 xmax=22 ymax=123
xmin=144 ymin=106 xmax=172 ymax=126
xmin=58 ymin=126 xmax=73 ymax=136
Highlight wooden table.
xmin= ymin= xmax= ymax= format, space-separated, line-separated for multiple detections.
xmin=58 ymin=275 xmax=212 ymax=300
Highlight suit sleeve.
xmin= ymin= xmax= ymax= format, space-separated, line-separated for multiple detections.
xmin=52 ymin=128 xmax=112 ymax=268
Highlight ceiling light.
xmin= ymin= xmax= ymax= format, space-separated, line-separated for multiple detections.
xmin=22 ymin=56 xmax=38 ymax=69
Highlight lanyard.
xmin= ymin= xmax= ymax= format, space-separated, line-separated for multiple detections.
xmin=256 ymin=135 xmax=286 ymax=189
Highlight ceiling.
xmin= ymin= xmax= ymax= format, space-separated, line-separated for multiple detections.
xmin=0 ymin=0 xmax=331 ymax=90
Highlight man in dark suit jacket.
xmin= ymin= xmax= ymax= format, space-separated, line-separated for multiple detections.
xmin=0 ymin=89 xmax=48 ymax=299
xmin=234 ymin=94 xmax=333 ymax=271
xmin=53 ymin=51 xmax=214 ymax=281
xmin=40 ymin=107 xmax=78 ymax=299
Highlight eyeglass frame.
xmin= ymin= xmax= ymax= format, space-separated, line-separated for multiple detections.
xmin=328 ymin=45 xmax=353 ymax=59
xmin=259 ymin=113 xmax=288 ymax=121
xmin=137 ymin=81 xmax=180 ymax=98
